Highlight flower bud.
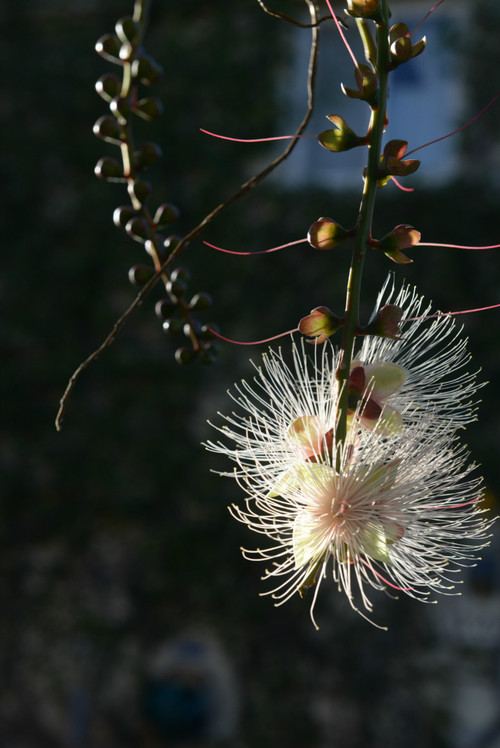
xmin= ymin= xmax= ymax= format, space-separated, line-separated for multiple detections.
xmin=94 ymin=157 xmax=124 ymax=182
xmin=145 ymin=235 xmax=166 ymax=260
xmin=298 ymin=306 xmax=343 ymax=343
xmin=389 ymin=23 xmax=426 ymax=68
xmin=341 ymin=64 xmax=378 ymax=106
xmin=93 ymin=115 xmax=122 ymax=145
xmin=134 ymin=97 xmax=164 ymax=121
xmin=154 ymin=203 xmax=180 ymax=229
xmin=381 ymin=140 xmax=420 ymax=178
xmin=308 ymin=217 xmax=351 ymax=250
xmin=318 ymin=115 xmax=368 ymax=153
xmin=362 ymin=304 xmax=403 ymax=339
xmin=128 ymin=264 xmax=154 ymax=286
xmin=374 ymin=224 xmax=420 ymax=264
xmin=345 ymin=0 xmax=381 ymax=20
xmin=95 ymin=73 xmax=121 ymax=102
xmin=95 ymin=34 xmax=121 ymax=63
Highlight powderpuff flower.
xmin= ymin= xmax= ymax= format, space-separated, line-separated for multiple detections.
xmin=354 ymin=277 xmax=481 ymax=432
xmin=227 ymin=418 xmax=491 ymax=627
xmin=205 ymin=280 xmax=493 ymax=625
xmin=207 ymin=276 xmax=481 ymax=501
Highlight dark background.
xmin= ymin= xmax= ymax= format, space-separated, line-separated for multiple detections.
xmin=3 ymin=1 xmax=500 ymax=746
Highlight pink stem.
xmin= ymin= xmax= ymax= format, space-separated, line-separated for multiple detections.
xmin=204 ymin=238 xmax=307 ymax=255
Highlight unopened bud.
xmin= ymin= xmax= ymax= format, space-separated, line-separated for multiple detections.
xmin=389 ymin=23 xmax=426 ymax=68
xmin=308 ymin=217 xmax=351 ymax=250
xmin=363 ymin=305 xmax=403 ymax=339
xmin=318 ymin=115 xmax=368 ymax=153
xmin=341 ymin=64 xmax=378 ymax=106
xmin=373 ymin=224 xmax=420 ymax=264
xmin=381 ymin=140 xmax=420 ymax=178
xmin=345 ymin=0 xmax=381 ymax=20
xmin=125 ymin=216 xmax=150 ymax=242
xmin=298 ymin=306 xmax=343 ymax=343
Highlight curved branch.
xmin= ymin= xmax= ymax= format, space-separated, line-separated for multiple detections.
xmin=55 ymin=0 xmax=321 ymax=430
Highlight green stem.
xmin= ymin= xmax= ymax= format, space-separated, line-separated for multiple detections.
xmin=335 ymin=1 xmax=390 ymax=467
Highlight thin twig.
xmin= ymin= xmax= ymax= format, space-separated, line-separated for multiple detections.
xmin=55 ymin=1 xmax=320 ymax=431
xmin=256 ymin=0 xmax=346 ymax=28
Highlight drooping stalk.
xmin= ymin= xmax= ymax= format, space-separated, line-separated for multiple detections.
xmin=335 ymin=1 xmax=391 ymax=464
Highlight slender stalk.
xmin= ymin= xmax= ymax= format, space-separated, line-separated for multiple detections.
xmin=335 ymin=1 xmax=390 ymax=464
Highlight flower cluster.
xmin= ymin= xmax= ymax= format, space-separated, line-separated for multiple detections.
xmin=206 ymin=281 xmax=493 ymax=627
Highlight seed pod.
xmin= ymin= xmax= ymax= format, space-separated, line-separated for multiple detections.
xmin=125 ymin=217 xmax=150 ymax=242
xmin=155 ymin=298 xmax=178 ymax=320
xmin=113 ymin=205 xmax=137 ymax=228
xmin=170 ymin=267 xmax=191 ymax=283
xmin=128 ymin=179 xmax=152 ymax=206
xmin=94 ymin=157 xmax=124 ymax=182
xmin=134 ymin=98 xmax=164 ymax=121
xmin=131 ymin=55 xmax=163 ymax=85
xmin=95 ymin=34 xmax=121 ymax=63
xmin=128 ymin=265 xmax=154 ymax=286
xmin=115 ymin=17 xmax=139 ymax=45
xmin=93 ymin=115 xmax=122 ymax=145
xmin=95 ymin=74 xmax=121 ymax=102
xmin=154 ymin=203 xmax=180 ymax=229
xmin=189 ymin=292 xmax=212 ymax=311
xmin=175 ymin=347 xmax=197 ymax=365
xmin=163 ymin=318 xmax=183 ymax=335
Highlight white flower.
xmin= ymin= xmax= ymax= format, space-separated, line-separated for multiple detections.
xmin=228 ymin=421 xmax=490 ymax=627
xmin=356 ymin=277 xmax=481 ymax=432
xmin=206 ymin=281 xmax=492 ymax=626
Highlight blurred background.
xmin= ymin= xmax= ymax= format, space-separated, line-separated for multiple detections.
xmin=3 ymin=0 xmax=500 ymax=746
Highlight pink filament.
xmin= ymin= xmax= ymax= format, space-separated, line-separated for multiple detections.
xmin=411 ymin=0 xmax=447 ymax=37
xmin=324 ymin=0 xmax=360 ymax=71
xmin=208 ymin=327 xmax=298 ymax=346
xmin=390 ymin=176 xmax=415 ymax=193
xmin=199 ymin=129 xmax=314 ymax=143
xmin=406 ymin=92 xmax=500 ymax=156
xmin=405 ymin=302 xmax=500 ymax=322
xmin=361 ymin=559 xmax=413 ymax=591
xmin=204 ymin=238 xmax=307 ymax=255
xmin=418 ymin=241 xmax=500 ymax=250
